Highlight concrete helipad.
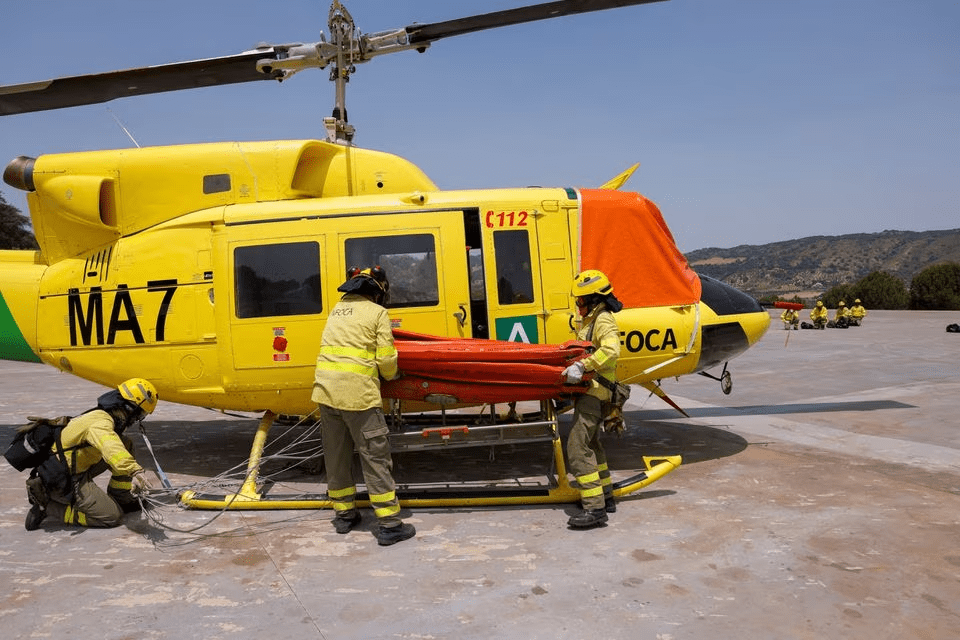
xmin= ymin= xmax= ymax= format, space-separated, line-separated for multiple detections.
xmin=2 ymin=310 xmax=958 ymax=639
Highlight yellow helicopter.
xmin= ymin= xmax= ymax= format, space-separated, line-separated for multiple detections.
xmin=0 ymin=0 xmax=770 ymax=510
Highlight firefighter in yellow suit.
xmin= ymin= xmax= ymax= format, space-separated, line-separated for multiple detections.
xmin=810 ymin=300 xmax=828 ymax=329
xmin=562 ymin=270 xmax=623 ymax=529
xmin=780 ymin=307 xmax=800 ymax=330
xmin=25 ymin=378 xmax=157 ymax=531
xmin=835 ymin=300 xmax=851 ymax=325
xmin=312 ymin=267 xmax=415 ymax=546
xmin=849 ymin=299 xmax=867 ymax=326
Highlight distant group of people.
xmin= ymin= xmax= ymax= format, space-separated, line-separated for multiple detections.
xmin=17 ymin=266 xmax=624 ymax=543
xmin=785 ymin=299 xmax=868 ymax=330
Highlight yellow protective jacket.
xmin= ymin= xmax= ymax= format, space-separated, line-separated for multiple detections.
xmin=810 ymin=306 xmax=828 ymax=322
xmin=53 ymin=410 xmax=143 ymax=477
xmin=834 ymin=306 xmax=850 ymax=320
xmin=781 ymin=309 xmax=799 ymax=323
xmin=312 ymin=294 xmax=399 ymax=411
xmin=850 ymin=304 xmax=867 ymax=319
xmin=577 ymin=304 xmax=619 ymax=402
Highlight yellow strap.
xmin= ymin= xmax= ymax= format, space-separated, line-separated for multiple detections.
xmin=374 ymin=504 xmax=401 ymax=518
xmin=315 ymin=361 xmax=378 ymax=377
xmin=65 ymin=505 xmax=87 ymax=526
xmin=105 ymin=450 xmax=128 ymax=468
xmin=320 ymin=345 xmax=376 ymax=360
xmin=328 ymin=486 xmax=356 ymax=499
xmin=369 ymin=490 xmax=397 ymax=503
xmin=580 ymin=486 xmax=604 ymax=499
xmin=577 ymin=471 xmax=600 ymax=484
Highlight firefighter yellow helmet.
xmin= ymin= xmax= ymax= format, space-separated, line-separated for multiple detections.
xmin=838 ymin=300 xmax=846 ymax=306
xmin=118 ymin=378 xmax=159 ymax=415
xmin=816 ymin=300 xmax=824 ymax=307
xmin=571 ymin=270 xmax=613 ymax=297
xmin=854 ymin=299 xmax=861 ymax=304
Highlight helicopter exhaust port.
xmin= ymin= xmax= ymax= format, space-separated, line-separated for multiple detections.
xmin=3 ymin=155 xmax=36 ymax=191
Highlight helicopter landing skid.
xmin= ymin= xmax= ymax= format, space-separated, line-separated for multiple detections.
xmin=178 ymin=405 xmax=681 ymax=510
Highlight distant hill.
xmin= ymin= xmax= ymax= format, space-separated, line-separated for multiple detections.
xmin=685 ymin=229 xmax=960 ymax=299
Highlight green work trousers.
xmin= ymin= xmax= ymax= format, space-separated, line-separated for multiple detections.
xmin=46 ymin=452 xmax=138 ymax=528
xmin=321 ymin=405 xmax=402 ymax=528
xmin=566 ymin=394 xmax=610 ymax=510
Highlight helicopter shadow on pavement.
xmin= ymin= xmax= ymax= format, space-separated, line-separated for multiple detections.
xmin=561 ymin=410 xmax=750 ymax=470
xmin=124 ymin=417 xmax=326 ymax=484
xmin=1 ymin=411 xmax=750 ymax=496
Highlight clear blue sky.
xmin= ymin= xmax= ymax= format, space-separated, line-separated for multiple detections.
xmin=1 ymin=0 xmax=957 ymax=252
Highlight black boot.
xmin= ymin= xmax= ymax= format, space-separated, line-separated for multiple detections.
xmin=332 ymin=510 xmax=362 ymax=534
xmin=604 ymin=495 xmax=617 ymax=513
xmin=25 ymin=477 xmax=48 ymax=531
xmin=376 ymin=522 xmax=416 ymax=546
xmin=568 ymin=508 xmax=608 ymax=529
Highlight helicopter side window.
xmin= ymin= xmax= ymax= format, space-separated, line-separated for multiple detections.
xmin=493 ymin=230 xmax=534 ymax=305
xmin=234 ymin=241 xmax=322 ymax=318
xmin=345 ymin=234 xmax=439 ymax=308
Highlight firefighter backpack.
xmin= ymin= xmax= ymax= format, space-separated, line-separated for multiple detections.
xmin=4 ymin=416 xmax=72 ymax=472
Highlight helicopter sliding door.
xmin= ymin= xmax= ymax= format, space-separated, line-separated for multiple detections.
xmin=224 ymin=222 xmax=327 ymax=383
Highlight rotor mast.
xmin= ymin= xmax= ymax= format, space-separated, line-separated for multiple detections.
xmin=326 ymin=1 xmax=357 ymax=144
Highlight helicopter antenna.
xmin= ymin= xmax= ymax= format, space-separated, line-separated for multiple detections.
xmin=106 ymin=107 xmax=141 ymax=148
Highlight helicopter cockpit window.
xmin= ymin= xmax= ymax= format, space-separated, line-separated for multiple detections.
xmin=493 ymin=230 xmax=534 ymax=305
xmin=234 ymin=242 xmax=322 ymax=318
xmin=345 ymin=234 xmax=439 ymax=308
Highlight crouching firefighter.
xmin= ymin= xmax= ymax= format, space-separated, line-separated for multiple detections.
xmin=21 ymin=378 xmax=158 ymax=531
xmin=561 ymin=270 xmax=624 ymax=530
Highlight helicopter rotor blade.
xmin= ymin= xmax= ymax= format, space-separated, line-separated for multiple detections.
xmin=0 ymin=48 xmax=292 ymax=116
xmin=405 ymin=0 xmax=668 ymax=46
xmin=0 ymin=0 xmax=669 ymax=117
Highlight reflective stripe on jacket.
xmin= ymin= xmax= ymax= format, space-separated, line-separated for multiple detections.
xmin=577 ymin=305 xmax=619 ymax=401
xmin=53 ymin=410 xmax=143 ymax=477
xmin=312 ymin=293 xmax=399 ymax=411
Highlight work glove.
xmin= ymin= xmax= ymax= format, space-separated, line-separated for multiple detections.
xmin=130 ymin=470 xmax=152 ymax=496
xmin=562 ymin=361 xmax=586 ymax=384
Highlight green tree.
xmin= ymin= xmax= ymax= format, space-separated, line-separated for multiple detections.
xmin=0 ymin=190 xmax=38 ymax=250
xmin=821 ymin=283 xmax=855 ymax=308
xmin=910 ymin=263 xmax=960 ymax=310
xmin=853 ymin=271 xmax=909 ymax=310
